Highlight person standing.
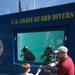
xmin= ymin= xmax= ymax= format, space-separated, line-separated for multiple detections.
xmin=41 ymin=46 xmax=75 ymax=75
xmin=20 ymin=63 xmax=41 ymax=75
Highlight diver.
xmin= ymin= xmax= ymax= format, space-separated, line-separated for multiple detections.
xmin=20 ymin=46 xmax=35 ymax=61
xmin=41 ymin=45 xmax=53 ymax=62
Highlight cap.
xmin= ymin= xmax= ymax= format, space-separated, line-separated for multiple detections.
xmin=54 ymin=46 xmax=68 ymax=53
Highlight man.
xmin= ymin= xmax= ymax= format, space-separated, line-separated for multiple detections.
xmin=41 ymin=46 xmax=74 ymax=75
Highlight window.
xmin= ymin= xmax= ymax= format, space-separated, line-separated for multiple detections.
xmin=14 ymin=30 xmax=65 ymax=64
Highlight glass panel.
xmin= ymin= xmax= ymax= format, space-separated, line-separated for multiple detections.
xmin=17 ymin=30 xmax=64 ymax=63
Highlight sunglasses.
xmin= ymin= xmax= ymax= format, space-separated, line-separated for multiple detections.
xmin=57 ymin=51 xmax=65 ymax=55
xmin=57 ymin=53 xmax=60 ymax=55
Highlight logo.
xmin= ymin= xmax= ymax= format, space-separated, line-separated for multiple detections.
xmin=0 ymin=40 xmax=3 ymax=56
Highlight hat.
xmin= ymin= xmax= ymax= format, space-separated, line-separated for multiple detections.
xmin=54 ymin=46 xmax=68 ymax=53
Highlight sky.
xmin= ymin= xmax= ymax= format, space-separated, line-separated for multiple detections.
xmin=0 ymin=0 xmax=75 ymax=15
